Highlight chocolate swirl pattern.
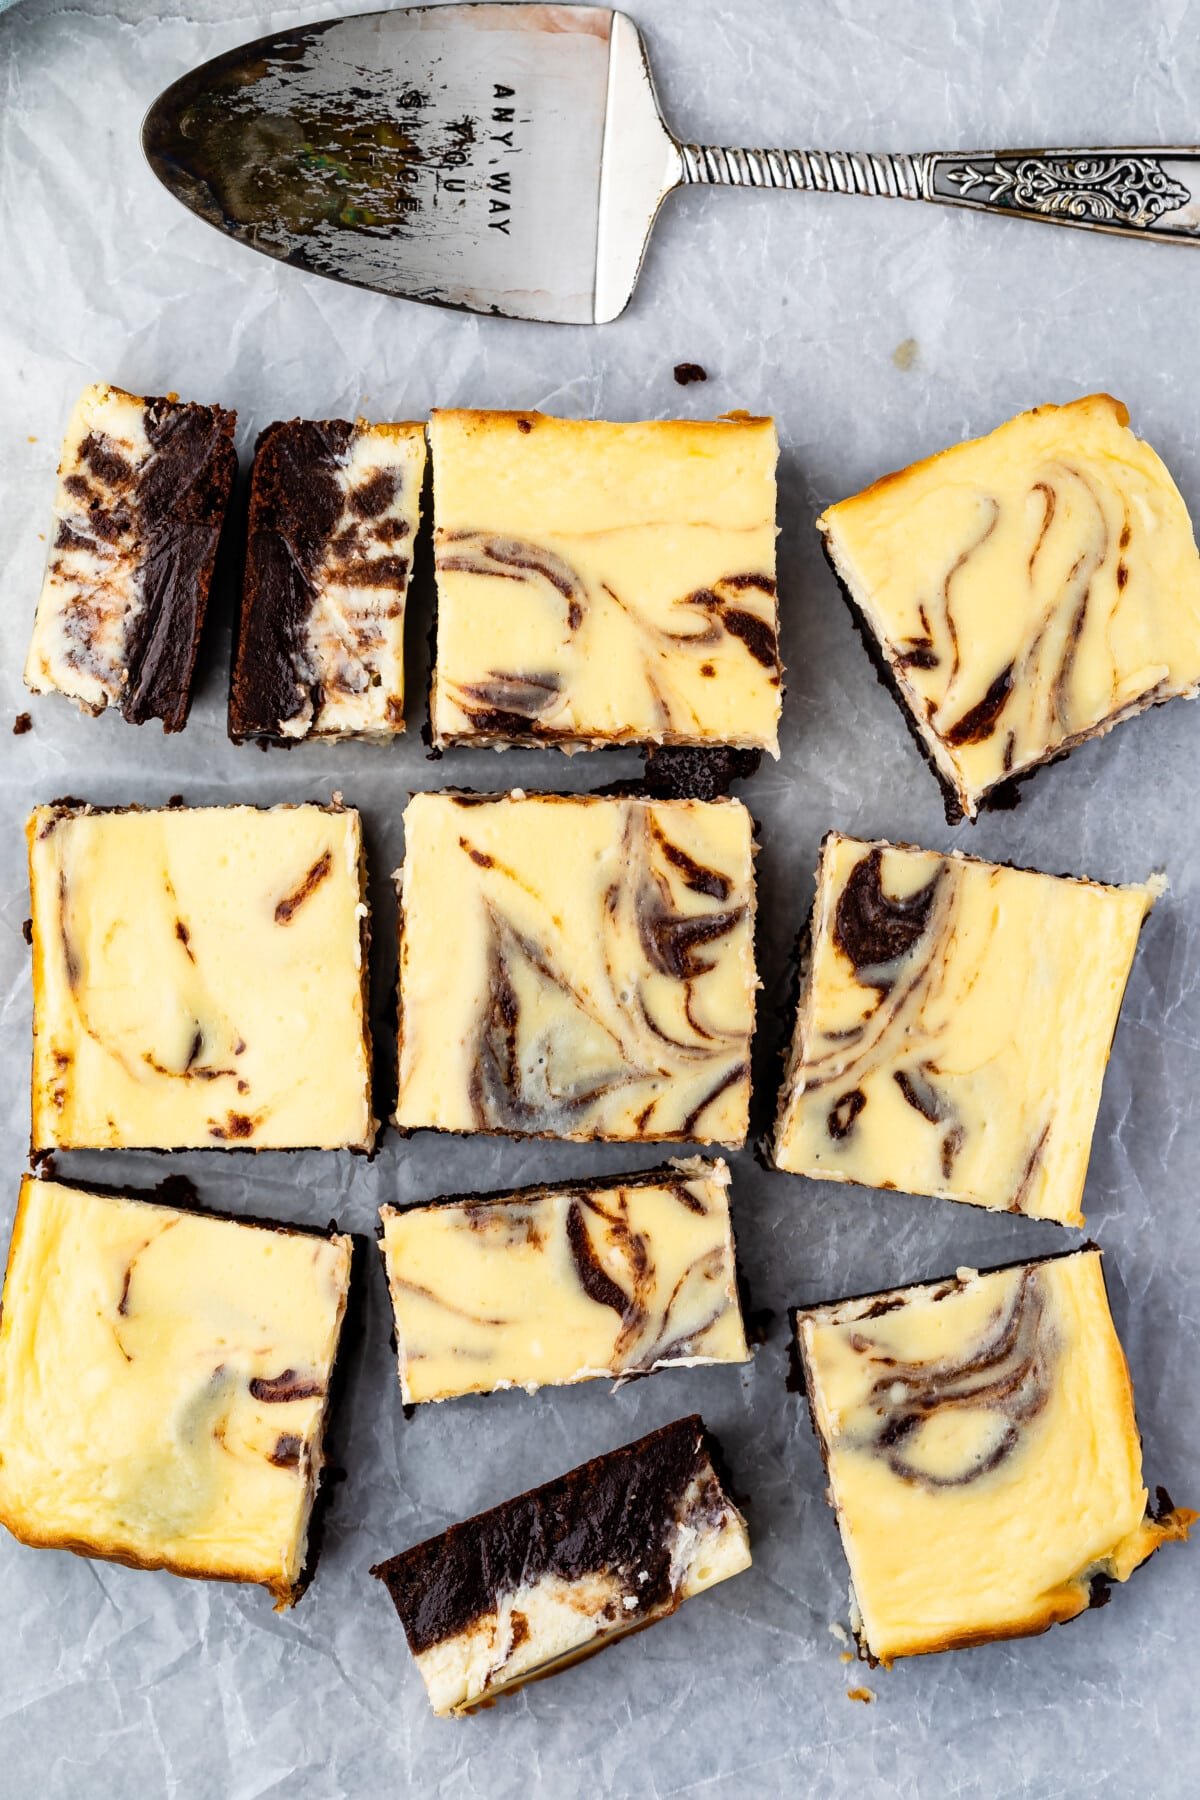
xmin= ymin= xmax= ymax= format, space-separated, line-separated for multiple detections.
xmin=820 ymin=394 xmax=1200 ymax=818
xmin=379 ymin=1160 xmax=749 ymax=1404
xmin=772 ymin=834 xmax=1156 ymax=1224
xmin=428 ymin=410 xmax=781 ymax=753
xmin=794 ymin=1253 xmax=1195 ymax=1664
xmin=395 ymin=792 xmax=757 ymax=1146
xmin=0 ymin=1178 xmax=351 ymax=1605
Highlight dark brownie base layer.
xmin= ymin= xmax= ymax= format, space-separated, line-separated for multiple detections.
xmin=371 ymin=1415 xmax=728 ymax=1656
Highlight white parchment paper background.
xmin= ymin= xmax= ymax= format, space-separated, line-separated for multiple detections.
xmin=1 ymin=1 xmax=1198 ymax=1794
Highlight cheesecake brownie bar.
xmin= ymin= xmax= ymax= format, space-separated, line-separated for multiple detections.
xmin=771 ymin=833 xmax=1156 ymax=1224
xmin=0 ymin=1176 xmax=353 ymax=1605
xmin=820 ymin=395 xmax=1200 ymax=819
xmin=371 ymin=1415 xmax=750 ymax=1713
xmin=394 ymin=790 xmax=758 ymax=1146
xmin=24 ymin=382 xmax=236 ymax=731
xmin=379 ymin=1157 xmax=749 ymax=1404
xmin=792 ymin=1250 xmax=1193 ymax=1663
xmin=230 ymin=417 xmax=426 ymax=741
xmin=428 ymin=410 xmax=781 ymax=753
xmin=28 ymin=800 xmax=374 ymax=1152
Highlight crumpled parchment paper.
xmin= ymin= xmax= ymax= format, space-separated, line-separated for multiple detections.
xmin=1 ymin=1 xmax=1198 ymax=1794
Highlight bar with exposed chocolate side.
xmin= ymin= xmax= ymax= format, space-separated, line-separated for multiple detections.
xmin=771 ymin=832 xmax=1157 ymax=1225
xmin=371 ymin=1414 xmax=751 ymax=1714
xmin=394 ymin=790 xmax=758 ymax=1146
xmin=820 ymin=395 xmax=1200 ymax=820
xmin=428 ymin=410 xmax=782 ymax=754
xmin=0 ymin=1176 xmax=353 ymax=1606
xmin=230 ymin=417 xmax=426 ymax=742
xmin=379 ymin=1157 xmax=749 ymax=1404
xmin=24 ymin=382 xmax=237 ymax=731
xmin=28 ymin=800 xmax=374 ymax=1152
xmin=792 ymin=1249 xmax=1193 ymax=1665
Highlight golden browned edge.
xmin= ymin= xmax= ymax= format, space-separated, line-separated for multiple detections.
xmin=0 ymin=1175 xmax=354 ymax=1608
xmin=790 ymin=1245 xmax=1195 ymax=1665
xmin=428 ymin=407 xmax=774 ymax=433
xmin=450 ymin=1596 xmax=686 ymax=1716
xmin=391 ymin=792 xmax=757 ymax=1149
xmin=26 ymin=797 xmax=375 ymax=1155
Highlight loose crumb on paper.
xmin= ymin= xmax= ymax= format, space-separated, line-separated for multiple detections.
xmin=892 ymin=337 xmax=919 ymax=371
xmin=847 ymin=1686 xmax=876 ymax=1704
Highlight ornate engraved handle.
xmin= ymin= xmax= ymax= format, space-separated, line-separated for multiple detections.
xmin=676 ymin=145 xmax=1200 ymax=241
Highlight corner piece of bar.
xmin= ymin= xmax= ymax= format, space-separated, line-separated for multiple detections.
xmin=792 ymin=1248 xmax=1194 ymax=1665
xmin=378 ymin=1156 xmax=750 ymax=1404
xmin=24 ymin=382 xmax=237 ymax=732
xmin=819 ymin=395 xmax=1200 ymax=820
xmin=0 ymin=1175 xmax=353 ymax=1605
xmin=370 ymin=1414 xmax=751 ymax=1714
xmin=770 ymin=832 xmax=1157 ymax=1224
xmin=230 ymin=417 xmax=426 ymax=742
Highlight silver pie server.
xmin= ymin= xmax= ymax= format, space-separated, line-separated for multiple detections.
xmin=142 ymin=3 xmax=1200 ymax=324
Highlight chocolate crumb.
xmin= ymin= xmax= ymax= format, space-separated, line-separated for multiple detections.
xmin=516 ymin=417 xmax=533 ymax=434
xmin=674 ymin=362 xmax=708 ymax=385
xmin=22 ymin=919 xmax=33 ymax=945
xmin=13 ymin=712 xmax=32 ymax=735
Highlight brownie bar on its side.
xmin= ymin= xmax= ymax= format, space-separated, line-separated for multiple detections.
xmin=371 ymin=1414 xmax=751 ymax=1714
xmin=0 ymin=1176 xmax=353 ymax=1606
xmin=24 ymin=382 xmax=236 ymax=731
xmin=230 ymin=418 xmax=426 ymax=743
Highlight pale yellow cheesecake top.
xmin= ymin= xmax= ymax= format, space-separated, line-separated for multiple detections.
xmin=429 ymin=410 xmax=781 ymax=752
xmin=796 ymin=1250 xmax=1193 ymax=1663
xmin=29 ymin=803 xmax=373 ymax=1151
xmin=0 ymin=1177 xmax=352 ymax=1603
xmin=820 ymin=395 xmax=1200 ymax=815
xmin=394 ymin=791 xmax=758 ymax=1146
xmin=773 ymin=833 xmax=1155 ymax=1224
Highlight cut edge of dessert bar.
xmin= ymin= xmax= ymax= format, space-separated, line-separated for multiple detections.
xmin=229 ymin=416 xmax=427 ymax=745
xmin=817 ymin=395 xmax=1200 ymax=823
xmin=768 ymin=829 xmax=1161 ymax=1224
xmin=377 ymin=1155 xmax=751 ymax=1404
xmin=369 ymin=1414 xmax=751 ymax=1715
xmin=391 ymin=789 xmax=760 ymax=1149
xmin=789 ymin=1245 xmax=1195 ymax=1667
xmin=26 ymin=795 xmax=377 ymax=1156
xmin=427 ymin=408 xmax=783 ymax=757
xmin=0 ymin=1173 xmax=357 ymax=1608
xmin=24 ymin=381 xmax=237 ymax=733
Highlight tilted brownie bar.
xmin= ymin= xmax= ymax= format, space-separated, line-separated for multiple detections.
xmin=371 ymin=1414 xmax=751 ymax=1714
xmin=820 ymin=395 xmax=1200 ymax=820
xmin=771 ymin=832 xmax=1157 ymax=1224
xmin=24 ymin=382 xmax=236 ymax=731
xmin=378 ymin=1156 xmax=750 ymax=1404
xmin=792 ymin=1249 xmax=1193 ymax=1664
xmin=230 ymin=417 xmax=426 ymax=742
xmin=0 ymin=1176 xmax=353 ymax=1605
xmin=428 ymin=410 xmax=782 ymax=754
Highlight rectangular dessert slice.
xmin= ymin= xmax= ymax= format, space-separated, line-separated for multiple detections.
xmin=230 ymin=418 xmax=426 ymax=741
xmin=394 ymin=790 xmax=758 ymax=1145
xmin=820 ymin=395 xmax=1200 ymax=819
xmin=428 ymin=410 xmax=781 ymax=753
xmin=379 ymin=1157 xmax=749 ymax=1404
xmin=0 ymin=1176 xmax=353 ymax=1606
xmin=28 ymin=801 xmax=373 ymax=1152
xmin=24 ymin=382 xmax=237 ymax=731
xmin=771 ymin=833 xmax=1156 ymax=1224
xmin=793 ymin=1250 xmax=1193 ymax=1664
xmin=371 ymin=1414 xmax=750 ymax=1714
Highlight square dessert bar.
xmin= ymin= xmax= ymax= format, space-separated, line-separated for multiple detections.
xmin=771 ymin=833 xmax=1156 ymax=1225
xmin=24 ymin=382 xmax=237 ymax=731
xmin=428 ymin=410 xmax=781 ymax=753
xmin=28 ymin=801 xmax=374 ymax=1152
xmin=379 ymin=1157 xmax=749 ymax=1405
xmin=0 ymin=1177 xmax=353 ymax=1606
xmin=229 ymin=418 xmax=426 ymax=742
xmin=371 ymin=1414 xmax=750 ymax=1714
xmin=820 ymin=395 xmax=1200 ymax=819
xmin=394 ymin=791 xmax=758 ymax=1145
xmin=793 ymin=1250 xmax=1193 ymax=1664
